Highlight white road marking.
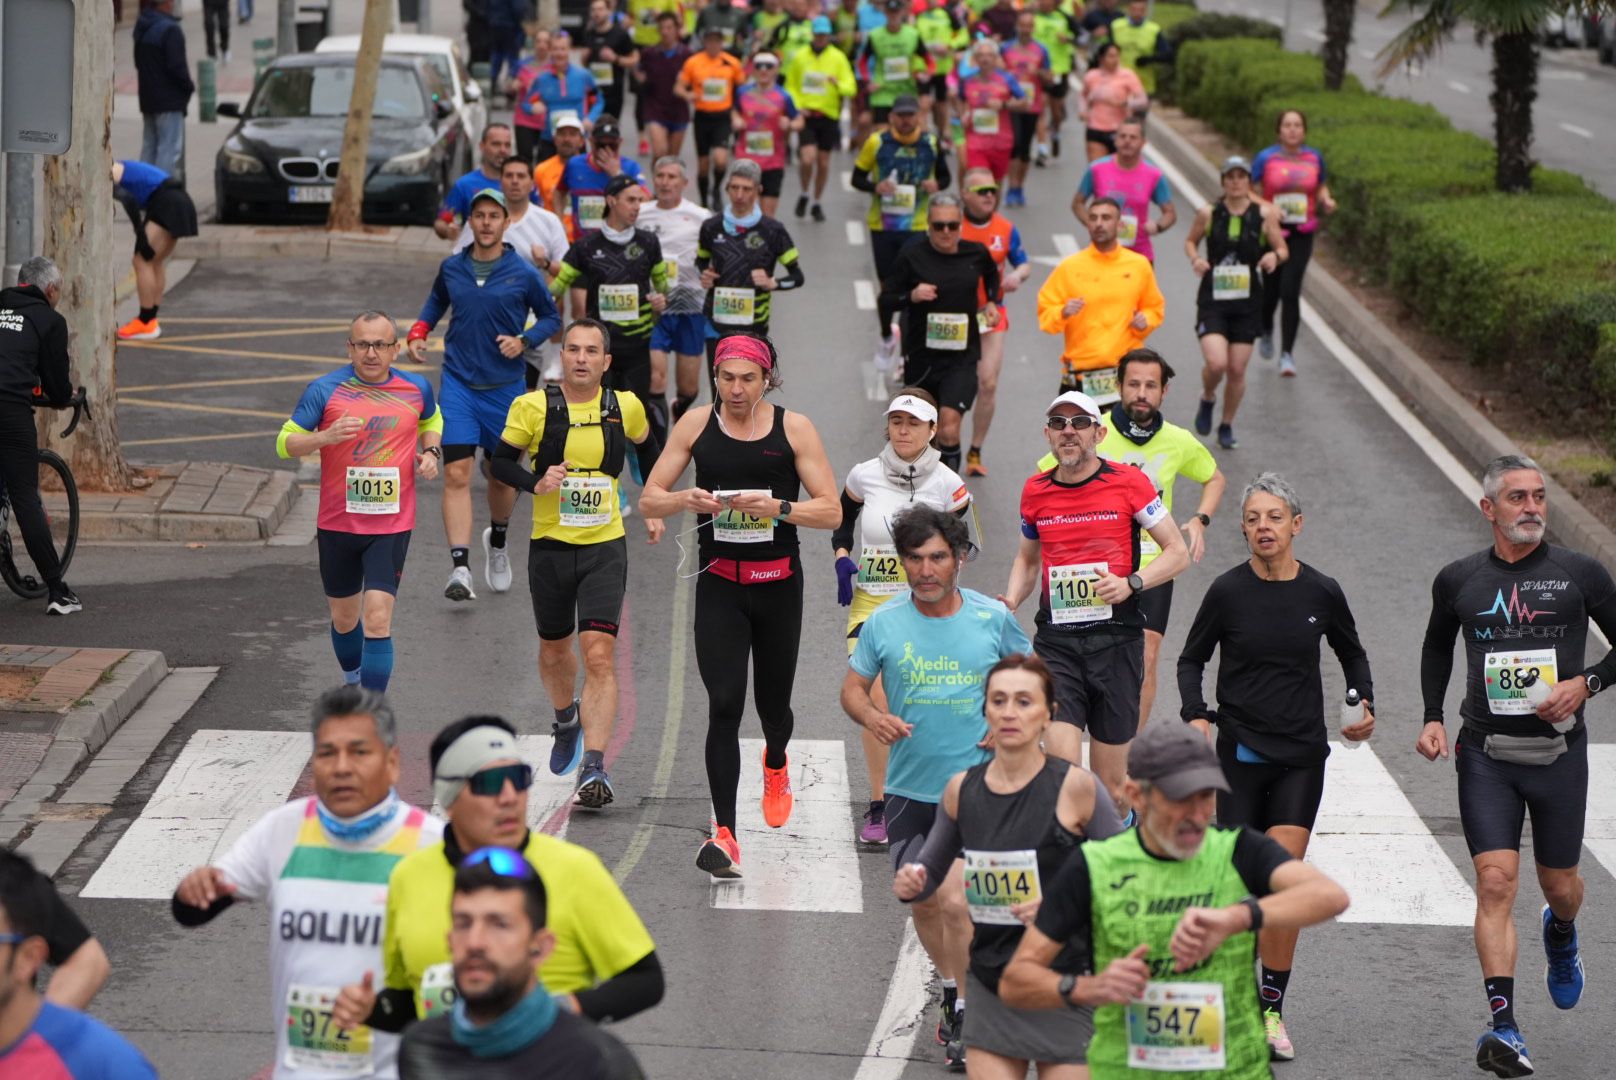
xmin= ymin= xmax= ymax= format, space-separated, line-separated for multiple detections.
xmin=1580 ymin=746 xmax=1616 ymax=877
xmin=1304 ymin=28 xmax=1326 ymax=42
xmin=1542 ymin=70 xmax=1587 ymax=80
xmin=855 ymin=279 xmax=878 ymax=310
xmin=713 ymin=739 xmax=862 ymax=912
xmin=842 ymin=170 xmax=855 ymax=192
xmin=1447 ymin=80 xmax=1471 ymax=94
xmin=1052 ymin=232 xmax=1081 ymax=258
xmin=853 ymin=919 xmax=932 ymax=1080
xmin=1559 ymin=122 xmax=1594 ymax=139
xmin=431 ymin=736 xmax=574 ymax=837
xmin=1031 ymin=254 xmax=1063 ymax=267
xmin=82 ymin=730 xmax=311 ymax=899
xmin=847 ymin=220 xmax=867 ymax=246
xmin=1310 ymin=744 xmax=1474 ymax=925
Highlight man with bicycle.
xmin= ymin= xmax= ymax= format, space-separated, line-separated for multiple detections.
xmin=0 ymin=257 xmax=79 ymax=615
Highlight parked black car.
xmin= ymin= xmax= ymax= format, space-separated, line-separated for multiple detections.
xmin=214 ymin=52 xmax=462 ymax=225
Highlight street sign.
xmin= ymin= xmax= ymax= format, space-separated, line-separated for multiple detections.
xmin=2 ymin=0 xmax=75 ymax=153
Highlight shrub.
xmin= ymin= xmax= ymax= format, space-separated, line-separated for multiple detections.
xmin=1167 ymin=12 xmax=1283 ymax=47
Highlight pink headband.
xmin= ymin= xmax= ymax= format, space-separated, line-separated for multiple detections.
xmin=713 ymin=335 xmax=773 ymax=371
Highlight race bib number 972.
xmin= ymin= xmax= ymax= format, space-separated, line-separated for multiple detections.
xmin=285 ymin=985 xmax=374 ymax=1074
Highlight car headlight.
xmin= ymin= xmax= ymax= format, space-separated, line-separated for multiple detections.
xmin=221 ymin=144 xmax=264 ymax=175
xmin=380 ymin=147 xmax=434 ymax=175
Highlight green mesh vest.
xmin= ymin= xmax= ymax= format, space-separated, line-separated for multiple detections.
xmin=1083 ymin=827 xmax=1270 ymax=1078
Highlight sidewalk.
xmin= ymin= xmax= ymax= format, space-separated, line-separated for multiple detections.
xmin=39 ymin=461 xmax=300 ymax=543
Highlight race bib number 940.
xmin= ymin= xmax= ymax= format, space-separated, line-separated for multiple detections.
xmin=560 ymin=474 xmax=614 ymax=527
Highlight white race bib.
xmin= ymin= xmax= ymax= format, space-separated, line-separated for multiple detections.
xmin=702 ymin=76 xmax=729 ymax=103
xmin=713 ymin=488 xmax=775 ymax=544
xmin=559 ymin=474 xmax=614 ymax=527
xmin=590 ymin=60 xmax=614 ymax=82
xmin=344 ymin=466 xmax=400 ymax=515
xmin=597 ymin=282 xmax=639 ymax=322
xmin=856 ymin=544 xmax=905 ymax=595
xmin=1119 ymin=212 xmax=1139 ymax=247
xmin=880 ymin=183 xmax=917 ymax=215
xmin=1126 ymin=982 xmax=1227 ymax=1072
xmin=1081 ymin=367 xmax=1120 ymax=405
xmin=712 ymin=285 xmax=757 ymax=325
xmin=744 ymin=129 xmax=776 ymax=157
xmin=1048 ymin=562 xmax=1111 ymax=625
xmin=1274 ymin=191 xmax=1308 ymax=225
xmin=925 ymin=311 xmax=970 ymax=351
xmin=882 ymin=55 xmax=912 ymax=83
xmin=285 ymin=985 xmax=373 ymax=1074
xmin=970 ymin=107 xmax=1000 ymax=135
xmin=1485 ymin=648 xmax=1559 ymax=716
xmin=962 ymin=849 xmax=1040 ymax=926
xmin=577 ymin=194 xmax=607 ymax=231
xmin=802 ymin=70 xmax=829 ymax=96
xmin=1211 ymin=262 xmax=1251 ymax=301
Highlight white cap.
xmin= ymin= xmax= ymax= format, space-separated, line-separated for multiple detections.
xmin=886 ymin=393 xmax=938 ymax=424
xmin=1046 ymin=390 xmax=1102 ymax=418
xmin=752 ymin=52 xmax=780 ymax=67
xmin=552 ymin=111 xmax=584 ymax=132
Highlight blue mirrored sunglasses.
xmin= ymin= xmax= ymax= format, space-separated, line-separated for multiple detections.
xmin=461 ymin=846 xmax=538 ymax=879
xmin=0 ymin=933 xmax=29 ymax=945
xmin=462 ymin=763 xmax=534 ymax=796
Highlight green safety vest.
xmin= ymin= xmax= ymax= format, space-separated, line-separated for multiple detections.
xmin=1033 ymin=10 xmax=1077 ymax=76
xmin=771 ymin=17 xmax=816 ymax=67
xmin=1108 ymin=15 xmax=1163 ymax=93
xmin=1082 ymin=827 xmax=1270 ymax=1079
xmin=916 ymin=9 xmax=965 ymax=76
xmin=751 ymin=9 xmax=790 ymax=51
xmin=866 ymin=25 xmax=923 ymax=105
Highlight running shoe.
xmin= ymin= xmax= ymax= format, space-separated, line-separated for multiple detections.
xmin=618 ymin=484 xmax=633 ymax=518
xmin=482 ymin=527 xmax=512 ymax=593
xmin=795 ymin=194 xmax=810 ymax=218
xmin=1218 ymin=424 xmax=1238 ymax=450
xmin=966 ymin=449 xmax=988 ymax=477
xmin=575 ymin=764 xmax=615 ymax=809
xmin=1195 ymin=398 xmax=1214 ymax=436
xmin=1542 ymin=904 xmax=1585 ymax=1009
xmin=550 ymin=704 xmax=582 ymax=775
xmin=944 ymin=1008 xmax=965 ymax=1070
xmin=444 ymin=566 xmax=476 ymax=601
xmin=117 ymin=317 xmax=161 ymax=341
xmin=1264 ymin=1008 xmax=1295 ymax=1061
xmin=1279 ymin=353 xmax=1297 ymax=377
xmin=761 ymin=750 xmax=794 ymax=828
xmin=810 ymin=203 xmax=826 ymax=223
xmin=46 ymin=586 xmax=82 ymax=616
xmin=1257 ymin=334 xmax=1274 ymax=360
xmin=874 ymin=333 xmax=900 ymax=374
xmin=1052 ymin=133 xmax=1061 ymax=159
xmin=1005 ymin=188 xmax=1025 ymax=207
xmin=859 ymin=804 xmax=887 ymax=844
xmin=697 ymin=825 xmax=742 ymax=878
xmin=1476 ymin=1023 xmax=1534 ymax=1078
xmin=935 ymin=1002 xmax=959 ymax=1045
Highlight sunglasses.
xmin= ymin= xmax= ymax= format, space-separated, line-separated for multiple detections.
xmin=1046 ymin=414 xmax=1099 ymax=431
xmin=929 ymin=220 xmax=962 ymax=232
xmin=754 ymin=61 xmax=778 ymax=69
xmin=0 ymin=933 xmax=30 ymax=946
xmin=461 ymin=846 xmax=538 ymax=879
xmin=458 ymin=763 xmax=535 ymax=797
xmin=967 ymin=184 xmax=1000 ymax=195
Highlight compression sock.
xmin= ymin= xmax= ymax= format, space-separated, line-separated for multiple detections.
xmin=359 ymin=636 xmax=393 ymax=692
xmin=1486 ymin=977 xmax=1516 ymax=1028
xmin=940 ymin=980 xmax=958 ymax=1014
xmin=937 ymin=443 xmax=961 ymax=472
xmin=672 ymin=393 xmax=697 ymax=421
xmin=451 ymin=546 xmax=470 ymax=570
xmin=582 ymin=749 xmax=605 ymax=771
xmin=489 ymin=520 xmax=509 ymax=550
xmin=331 ymin=623 xmax=363 ymax=682
xmin=1259 ymin=967 xmax=1290 ymax=1015
xmin=697 ymin=173 xmax=711 ymax=206
xmin=1547 ymin=913 xmax=1576 ymax=946
xmin=138 ymin=306 xmax=158 ymax=323
xmin=555 ymin=701 xmax=578 ymax=726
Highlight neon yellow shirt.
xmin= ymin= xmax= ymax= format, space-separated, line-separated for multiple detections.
xmin=501 ymin=388 xmax=649 ymax=544
xmin=784 ymin=43 xmax=858 ymax=119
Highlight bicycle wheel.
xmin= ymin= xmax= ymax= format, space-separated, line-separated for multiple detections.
xmin=0 ymin=450 xmax=78 ymax=600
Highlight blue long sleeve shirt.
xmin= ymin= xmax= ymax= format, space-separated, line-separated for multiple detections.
xmin=534 ymin=65 xmax=604 ymax=138
xmin=416 ymin=245 xmax=562 ymax=388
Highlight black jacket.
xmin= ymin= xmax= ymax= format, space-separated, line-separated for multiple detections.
xmin=134 ymin=7 xmax=194 ymax=115
xmin=0 ymin=285 xmax=71 ymax=409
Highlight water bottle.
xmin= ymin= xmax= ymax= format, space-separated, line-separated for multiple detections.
xmin=1520 ymin=672 xmax=1573 ymax=734
xmin=1339 ymin=689 xmax=1364 ymax=750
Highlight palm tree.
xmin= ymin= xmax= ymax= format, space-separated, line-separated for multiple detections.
xmin=1376 ymin=0 xmax=1612 ymax=192
xmin=1322 ymin=0 xmax=1356 ymax=89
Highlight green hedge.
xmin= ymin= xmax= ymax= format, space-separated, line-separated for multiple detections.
xmin=1174 ymin=38 xmax=1616 ymax=438
xmin=1152 ymin=2 xmax=1200 ymax=34
xmin=1166 ymin=12 xmax=1282 ymax=47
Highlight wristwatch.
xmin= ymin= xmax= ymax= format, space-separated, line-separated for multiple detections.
xmin=1585 ymin=673 xmax=1604 ymax=696
xmin=778 ymin=499 xmax=793 ymax=519
xmin=1194 ymin=512 xmax=1211 ymax=527
xmin=1127 ymin=573 xmax=1144 ymax=595
xmin=423 ymin=446 xmax=442 ymax=459
xmin=1057 ymin=972 xmax=1081 ymax=1009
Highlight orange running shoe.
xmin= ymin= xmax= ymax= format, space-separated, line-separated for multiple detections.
xmin=966 ymin=448 xmax=988 ymax=477
xmin=697 ymin=824 xmax=742 ymax=878
xmin=117 ymin=317 xmax=161 ymax=341
xmin=761 ymin=750 xmax=794 ymax=828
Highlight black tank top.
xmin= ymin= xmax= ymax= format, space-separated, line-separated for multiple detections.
xmin=1197 ymin=199 xmax=1266 ymax=314
xmin=692 ymin=403 xmax=802 ymax=562
xmin=957 ymin=757 xmax=1089 ymax=992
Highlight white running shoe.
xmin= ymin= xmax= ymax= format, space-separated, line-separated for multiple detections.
xmin=445 ymin=565 xmax=477 ymax=601
xmin=482 ymin=528 xmax=512 ymax=592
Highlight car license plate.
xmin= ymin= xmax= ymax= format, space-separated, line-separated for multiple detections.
xmin=289 ymin=185 xmax=333 ymax=204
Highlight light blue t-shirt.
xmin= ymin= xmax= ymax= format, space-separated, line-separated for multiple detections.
xmin=850 ymin=587 xmax=1033 ymax=802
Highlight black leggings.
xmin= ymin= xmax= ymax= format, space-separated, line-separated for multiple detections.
xmin=0 ymin=403 xmax=63 ymax=586
xmin=1260 ymin=228 xmax=1314 ymax=354
xmin=694 ymin=567 xmax=804 ymax=832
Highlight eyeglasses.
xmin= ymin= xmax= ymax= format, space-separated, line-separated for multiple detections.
xmin=461 ymin=846 xmax=538 ymax=879
xmin=457 ymin=763 xmax=535 ymax=797
xmin=754 ymin=61 xmax=778 ymax=69
xmin=1046 ymin=414 xmax=1099 ymax=431
xmin=929 ymin=220 xmax=962 ymax=232
xmin=967 ymin=184 xmax=1000 ymax=195
xmin=348 ymin=340 xmax=399 ymax=353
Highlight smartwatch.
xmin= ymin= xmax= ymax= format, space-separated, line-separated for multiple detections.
xmin=1127 ymin=573 xmax=1144 ymax=595
xmin=423 ymin=446 xmax=442 ymax=459
xmin=1194 ymin=512 xmax=1211 ymax=527
xmin=778 ymin=499 xmax=793 ymax=519
xmin=1240 ymin=895 xmax=1264 ymax=933
xmin=1057 ymin=972 xmax=1081 ymax=1009
xmin=1586 ymin=673 xmax=1604 ymax=697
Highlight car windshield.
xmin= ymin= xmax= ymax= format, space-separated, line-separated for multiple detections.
xmin=422 ymin=56 xmax=453 ymax=88
xmin=251 ymin=65 xmax=426 ymax=119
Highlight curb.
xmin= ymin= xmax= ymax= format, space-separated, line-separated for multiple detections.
xmin=1146 ymin=111 xmax=1616 ymax=570
xmin=76 ymin=468 xmax=300 ymax=544
xmin=178 ymin=224 xmax=449 ymax=267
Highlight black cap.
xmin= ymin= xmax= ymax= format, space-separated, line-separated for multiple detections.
xmin=604 ymin=174 xmax=642 ymax=199
xmin=884 ymin=0 xmax=905 ymax=10
xmin=593 ymin=119 xmax=622 ymax=142
xmin=890 ymin=93 xmax=921 ymax=115
xmin=1127 ymin=722 xmax=1230 ymax=801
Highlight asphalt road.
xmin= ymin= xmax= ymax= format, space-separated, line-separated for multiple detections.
xmin=14 ymin=128 xmax=1616 ymax=1080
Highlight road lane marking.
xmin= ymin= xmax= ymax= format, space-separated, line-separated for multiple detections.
xmin=713 ymin=739 xmax=862 ymax=912
xmin=118 ymin=398 xmax=290 ymax=420
xmin=855 ymin=280 xmax=878 ymax=310
xmin=1310 ymin=744 xmax=1474 ymax=925
xmin=1580 ymin=746 xmax=1616 ymax=877
xmin=1447 ymin=80 xmax=1471 ymax=94
xmin=1542 ymin=70 xmax=1587 ymax=80
xmin=853 ymin=919 xmax=931 ymax=1080
xmin=847 ymin=220 xmax=866 ymax=246
xmin=842 ymin=170 xmax=855 ymax=192
xmin=152 ymin=325 xmax=349 ymax=345
xmin=123 ymin=429 xmax=281 ymax=447
xmin=1559 ymin=122 xmax=1593 ymax=139
xmin=1052 ymin=232 xmax=1080 ymax=258
xmin=81 ymin=730 xmax=311 ymax=899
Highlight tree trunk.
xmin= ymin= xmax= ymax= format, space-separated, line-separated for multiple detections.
xmin=1321 ymin=0 xmax=1356 ymax=91
xmin=327 ymin=0 xmax=394 ymax=231
xmin=1490 ymin=30 xmax=1538 ymax=193
xmin=41 ymin=0 xmax=133 ymax=491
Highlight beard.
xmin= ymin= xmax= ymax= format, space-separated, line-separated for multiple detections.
xmin=457 ymin=959 xmax=532 ymax=1021
xmin=1502 ymin=517 xmax=1545 ymax=545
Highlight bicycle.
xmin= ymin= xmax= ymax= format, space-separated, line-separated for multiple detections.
xmin=1 ymin=388 xmax=89 ymax=600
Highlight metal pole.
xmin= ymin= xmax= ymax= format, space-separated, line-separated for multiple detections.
xmin=4 ymin=154 xmax=33 ymax=283
xmin=277 ymin=0 xmax=297 ymax=55
xmin=417 ymin=0 xmax=431 ymax=34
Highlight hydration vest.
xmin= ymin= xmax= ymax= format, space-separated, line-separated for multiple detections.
xmin=533 ymin=384 xmax=627 ymax=478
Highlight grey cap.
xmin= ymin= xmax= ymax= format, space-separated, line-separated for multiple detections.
xmin=890 ymin=93 xmax=922 ymax=115
xmin=1128 ymin=722 xmax=1230 ymax=800
xmin=1219 ymin=155 xmax=1253 ymax=177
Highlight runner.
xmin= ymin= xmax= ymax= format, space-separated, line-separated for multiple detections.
xmin=1417 ymin=454 xmax=1616 ymax=1079
xmin=533 ymin=113 xmax=586 ymax=231
xmin=915 ymin=0 xmax=967 ymax=140
xmin=1031 ymin=0 xmax=1082 ymax=160
xmin=434 ymin=125 xmax=514 ymax=240
xmin=1073 ymin=116 xmax=1177 ymax=264
xmin=510 ymin=33 xmax=553 ymax=165
xmin=554 ymin=117 xmax=647 ymax=240
xmin=697 ymin=159 xmax=805 ymax=361
xmin=694 ymin=0 xmax=749 ymax=55
xmin=842 ymin=506 xmax=1033 ymax=1068
xmin=676 ymin=28 xmax=748 ymax=210
xmin=955 ymin=39 xmax=1027 ymax=187
xmin=748 ymin=0 xmax=791 ymax=55
xmin=638 ymin=157 xmax=713 ymax=421
xmin=958 ymin=168 xmax=1031 ymax=478
xmin=893 ymin=653 xmax=1126 ymax=1077
xmin=764 ymin=0 xmax=817 ymax=69
xmin=833 ymin=391 xmax=972 ymax=844
xmin=525 ymin=34 xmax=603 ymax=165
xmin=172 ymin=687 xmax=443 ymax=1080
xmin=1001 ymin=12 xmax=1051 ymax=206
xmin=1003 ymin=389 xmax=1188 ymax=810
xmin=1184 ymin=156 xmax=1288 ymax=449
xmin=580 ymin=0 xmax=638 ymax=125
xmin=408 ymin=189 xmax=563 ymax=603
xmin=549 ymin=175 xmax=671 ymax=450
xmin=1107 ymin=0 xmax=1169 ymax=97
xmin=1078 ymin=42 xmax=1146 ymax=162
xmin=1178 ymin=472 xmax=1375 ymax=1063
xmin=857 ymin=0 xmax=930 ymax=131
xmin=639 ymin=334 xmax=842 ymax=879
xmin=279 ymin=312 xmax=442 ymax=690
xmin=1000 ymin=720 xmax=1351 ymax=1079
xmin=395 ymin=853 xmax=647 ymax=1079
xmin=333 ymin=716 xmax=664 ymax=1031
xmin=632 ymin=13 xmax=693 ymax=162
xmin=732 ymin=53 xmax=804 ymax=219
xmin=490 ymin=319 xmax=664 ymax=810
xmin=1251 ymin=109 xmax=1335 ymax=377
xmin=112 ymin=159 xmax=199 ymax=341
xmin=878 ymin=194 xmax=999 ymax=473
xmin=783 ymin=16 xmax=858 ymax=222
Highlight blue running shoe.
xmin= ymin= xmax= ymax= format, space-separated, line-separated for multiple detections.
xmin=1542 ymin=904 xmax=1585 ymax=1009
xmin=575 ymin=764 xmax=615 ymax=809
xmin=549 ymin=703 xmax=583 ymax=776
xmin=1475 ymin=1024 xmax=1534 ymax=1078
xmin=1195 ymin=398 xmax=1214 ymax=437
xmin=1218 ymin=423 xmax=1238 ymax=450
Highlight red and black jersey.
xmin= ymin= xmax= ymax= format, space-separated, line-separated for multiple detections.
xmin=1019 ymin=458 xmax=1166 ymax=630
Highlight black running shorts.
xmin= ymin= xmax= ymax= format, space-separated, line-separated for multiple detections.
xmin=905 ymin=353 xmax=980 ymax=414
xmin=885 ymin=794 xmax=938 ymax=874
xmin=693 ymin=111 xmax=734 ymax=156
xmin=1456 ymin=731 xmax=1588 ymax=869
xmin=527 ymin=536 xmax=628 ymax=639
xmin=1137 ymin=580 xmax=1174 ymax=635
xmin=1196 ymin=306 xmax=1263 ymax=345
xmin=1215 ymin=734 xmax=1327 ymax=832
xmin=1037 ymin=628 xmax=1143 ymax=746
xmin=317 ymin=528 xmax=411 ymax=598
